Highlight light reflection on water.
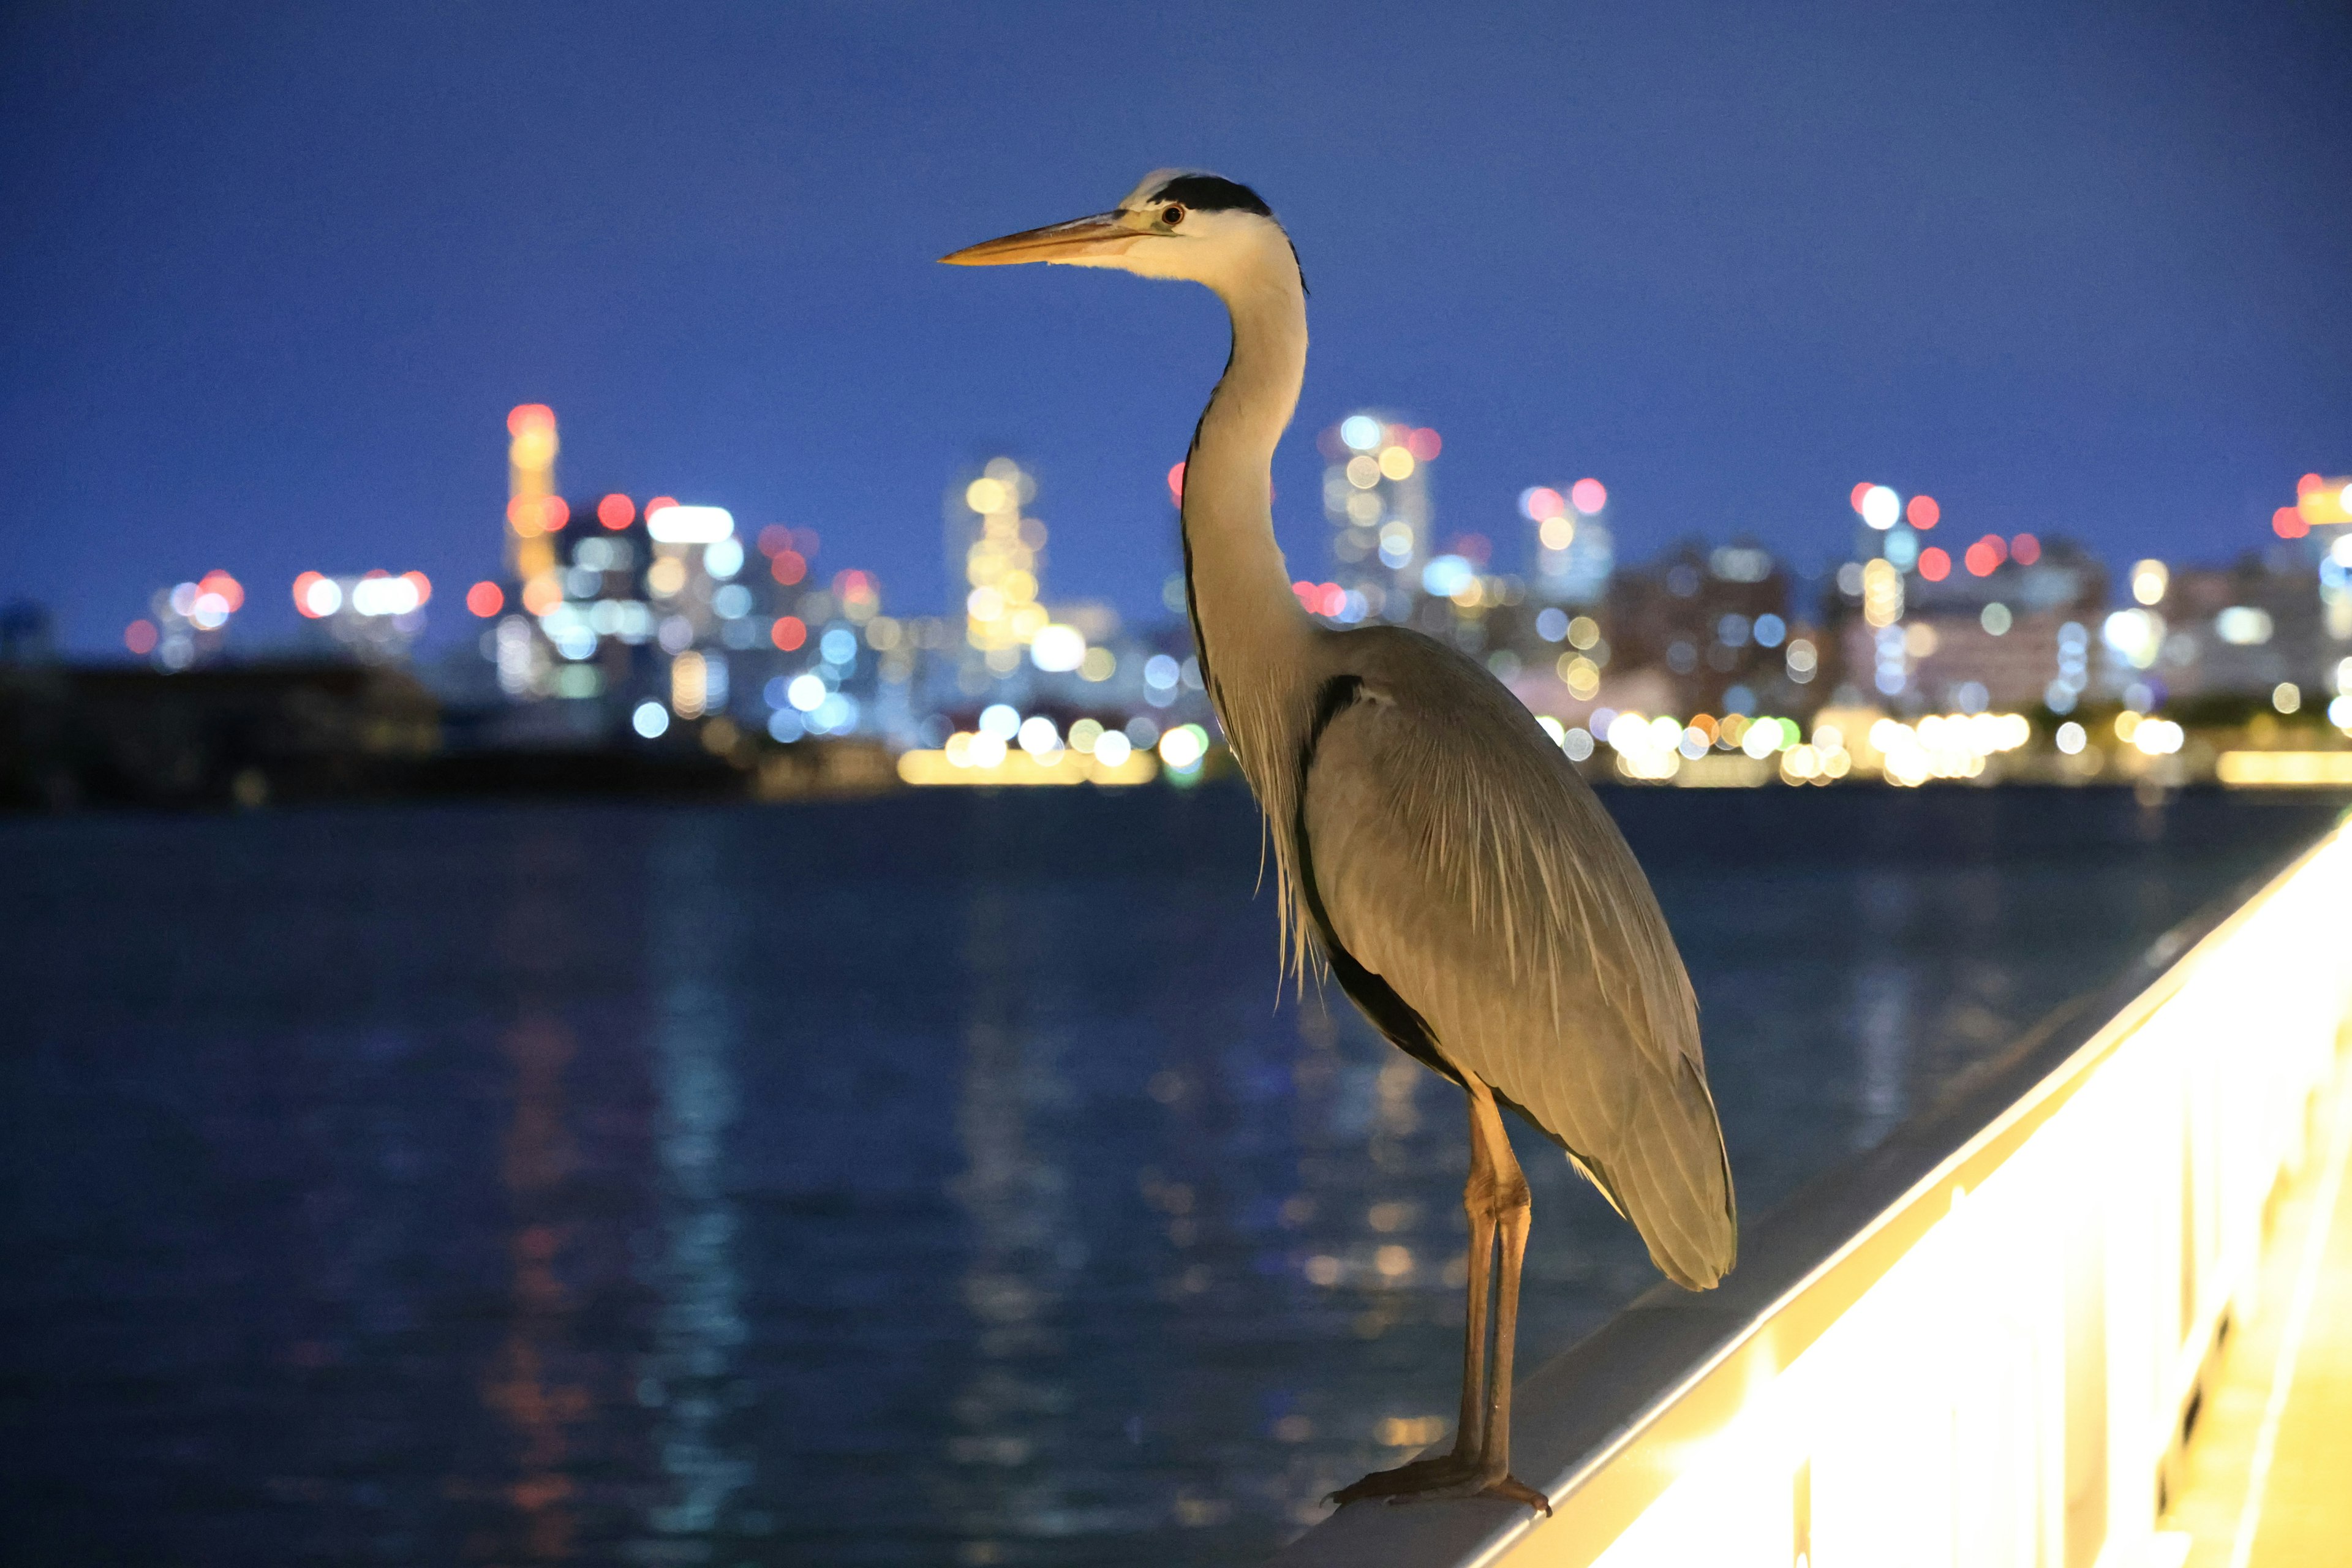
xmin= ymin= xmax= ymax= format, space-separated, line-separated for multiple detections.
xmin=0 ymin=788 xmax=2332 ymax=1566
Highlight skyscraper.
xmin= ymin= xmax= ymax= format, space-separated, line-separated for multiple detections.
xmin=947 ymin=457 xmax=1048 ymax=685
xmin=1522 ymin=479 xmax=1614 ymax=606
xmin=1319 ymin=413 xmax=1439 ymax=621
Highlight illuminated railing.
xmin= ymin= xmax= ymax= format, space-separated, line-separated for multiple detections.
xmin=1274 ymin=824 xmax=2352 ymax=1568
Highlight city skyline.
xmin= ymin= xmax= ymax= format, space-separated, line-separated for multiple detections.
xmin=6 ymin=2 xmax=2350 ymax=654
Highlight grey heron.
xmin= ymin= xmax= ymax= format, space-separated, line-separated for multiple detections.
xmin=943 ymin=170 xmax=1735 ymax=1515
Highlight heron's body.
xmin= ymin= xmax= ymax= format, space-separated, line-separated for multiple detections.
xmin=946 ymin=170 xmax=1735 ymax=1512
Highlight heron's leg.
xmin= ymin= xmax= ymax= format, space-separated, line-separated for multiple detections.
xmin=1332 ymin=1094 xmax=1497 ymax=1502
xmin=1330 ymin=1079 xmax=1547 ymax=1513
xmin=1469 ymin=1096 xmax=1549 ymax=1513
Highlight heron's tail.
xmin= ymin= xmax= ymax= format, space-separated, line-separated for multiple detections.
xmin=1608 ymin=1054 xmax=1737 ymax=1291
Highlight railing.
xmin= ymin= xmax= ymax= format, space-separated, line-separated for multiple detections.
xmin=1275 ymin=820 xmax=2352 ymax=1568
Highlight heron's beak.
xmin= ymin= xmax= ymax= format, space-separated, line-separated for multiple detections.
xmin=940 ymin=213 xmax=1139 ymax=267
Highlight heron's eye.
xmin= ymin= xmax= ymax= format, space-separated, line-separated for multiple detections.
xmin=1162 ymin=205 xmax=1185 ymax=228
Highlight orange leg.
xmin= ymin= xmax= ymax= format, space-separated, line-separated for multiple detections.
xmin=1331 ymin=1076 xmax=1550 ymax=1513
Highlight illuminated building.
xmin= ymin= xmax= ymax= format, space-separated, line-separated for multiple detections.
xmin=1600 ymin=540 xmax=1797 ymax=717
xmin=1319 ymin=412 xmax=1439 ymax=622
xmin=291 ymin=570 xmax=433 ymax=662
xmin=138 ymin=570 xmax=244 ymax=671
xmin=1523 ymin=479 xmax=1615 ymax=606
xmin=920 ymin=456 xmax=1155 ymax=747
xmin=505 ymin=404 xmax=563 ymax=618
xmin=948 ymin=458 xmax=1050 ymax=682
xmin=2100 ymin=553 xmax=2329 ymax=707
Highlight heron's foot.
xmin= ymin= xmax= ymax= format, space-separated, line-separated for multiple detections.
xmin=1329 ymin=1456 xmax=1551 ymax=1514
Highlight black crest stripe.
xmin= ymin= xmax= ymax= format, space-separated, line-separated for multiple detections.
xmin=1148 ymin=173 xmax=1273 ymax=216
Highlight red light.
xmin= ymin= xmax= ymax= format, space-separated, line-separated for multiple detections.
xmin=1918 ymin=547 xmax=1950 ymax=581
xmin=1964 ymin=538 xmax=2003 ymax=577
xmin=540 ymin=496 xmax=569 ymax=532
xmin=646 ymin=495 xmax=677 ymax=517
xmin=1167 ymin=461 xmax=1186 ymax=505
xmin=1906 ymin=496 xmax=1939 ymax=530
xmin=466 ymin=581 xmax=503 ymax=617
xmin=402 ymin=571 xmax=432 ymax=606
xmin=771 ymin=616 xmax=806 ymax=652
xmin=598 ymin=494 xmax=634 ymax=530
xmin=835 ymin=570 xmax=875 ymax=599
xmin=507 ymin=404 xmax=554 ymax=437
xmin=292 ymin=571 xmax=326 ymax=617
xmin=771 ymin=551 xmax=806 ymax=586
xmin=124 ymin=619 xmax=157 ymax=655
xmin=507 ymin=495 xmax=542 ymax=535
xmin=1292 ymin=579 xmax=1314 ymax=601
xmin=197 ymin=570 xmax=243 ymax=611
xmin=1570 ymin=478 xmax=1607 ymax=514
xmin=2275 ymin=505 xmax=2310 ymax=539
xmin=758 ymin=525 xmax=791 ymax=557
xmin=2010 ymin=533 xmax=2040 ymax=565
xmin=1408 ymin=428 xmax=1442 ymax=462
xmin=793 ymin=528 xmax=820 ymax=558
xmin=1522 ymin=486 xmax=1566 ymax=522
xmin=1321 ymin=583 xmax=1346 ymax=616
xmin=2298 ymin=473 xmax=2324 ymax=499
xmin=1850 ymin=482 xmax=1874 ymax=514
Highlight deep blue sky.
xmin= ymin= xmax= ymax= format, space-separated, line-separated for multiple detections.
xmin=5 ymin=1 xmax=2348 ymax=653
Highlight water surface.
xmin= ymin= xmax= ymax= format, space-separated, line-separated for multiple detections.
xmin=1 ymin=786 xmax=2334 ymax=1565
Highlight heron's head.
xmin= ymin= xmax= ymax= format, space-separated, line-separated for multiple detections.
xmin=941 ymin=170 xmax=1300 ymax=295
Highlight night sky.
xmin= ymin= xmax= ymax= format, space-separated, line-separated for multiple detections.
xmin=5 ymin=1 xmax=2348 ymax=655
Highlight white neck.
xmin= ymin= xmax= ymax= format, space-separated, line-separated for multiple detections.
xmin=1181 ymin=257 xmax=1316 ymax=793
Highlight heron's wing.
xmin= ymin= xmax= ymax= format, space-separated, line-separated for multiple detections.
xmin=1298 ymin=630 xmax=1735 ymax=1287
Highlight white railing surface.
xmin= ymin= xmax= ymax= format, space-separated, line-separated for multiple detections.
xmin=1275 ymin=822 xmax=2352 ymax=1568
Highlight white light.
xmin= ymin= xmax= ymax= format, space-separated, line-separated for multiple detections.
xmin=967 ymin=731 xmax=1008 ymax=768
xmin=2056 ymin=720 xmax=2086 ymax=755
xmin=812 ymin=693 xmax=858 ymax=734
xmin=786 ymin=673 xmax=827 ymax=712
xmin=703 ymin=537 xmax=744 ymax=578
xmin=1422 ymin=555 xmax=1474 ymax=597
xmin=1159 ymin=725 xmax=1207 ymax=770
xmin=189 ymin=593 xmax=230 ymax=630
xmin=1340 ymin=415 xmax=1382 ymax=451
xmin=1741 ymin=722 xmax=1779 ymax=760
xmin=2333 ymin=535 xmax=2352 ymax=568
xmin=2103 ymin=608 xmax=2165 ymax=670
xmin=351 ymin=575 xmax=421 ymax=616
xmin=1143 ymin=654 xmax=1180 ymax=690
xmin=631 ymin=701 xmax=669 ymax=738
xmin=2331 ymin=695 xmax=2352 ymax=730
xmin=1030 ymin=624 xmax=1085 ymax=673
xmin=1017 ymin=715 xmax=1060 ymax=755
xmin=1861 ymin=485 xmax=1901 ymax=529
xmin=978 ymin=703 xmax=1020 ymax=739
xmin=2215 ymin=607 xmax=2274 ymax=646
xmin=303 ymin=577 xmax=345 ymax=617
xmin=1093 ymin=731 xmax=1133 ymax=766
xmin=646 ymin=504 xmax=734 ymax=543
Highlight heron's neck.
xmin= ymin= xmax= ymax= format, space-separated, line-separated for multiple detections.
xmin=1183 ymin=268 xmax=1314 ymax=782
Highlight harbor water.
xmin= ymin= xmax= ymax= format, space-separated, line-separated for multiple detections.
xmin=1 ymin=786 xmax=2336 ymax=1566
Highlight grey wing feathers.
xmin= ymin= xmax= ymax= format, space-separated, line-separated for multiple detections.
xmin=1300 ymin=630 xmax=1736 ymax=1289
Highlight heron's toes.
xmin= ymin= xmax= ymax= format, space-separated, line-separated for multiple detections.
xmin=1329 ymin=1455 xmax=1548 ymax=1513
xmin=1327 ymin=1453 xmax=1474 ymax=1506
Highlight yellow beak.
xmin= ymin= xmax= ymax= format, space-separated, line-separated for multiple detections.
xmin=940 ymin=213 xmax=1139 ymax=266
